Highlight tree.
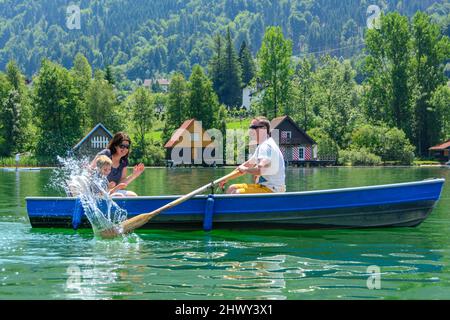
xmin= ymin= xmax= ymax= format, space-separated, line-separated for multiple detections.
xmin=429 ymin=85 xmax=450 ymax=142
xmin=238 ymin=41 xmax=256 ymax=87
xmin=257 ymin=26 xmax=293 ymax=118
xmin=33 ymin=60 xmax=83 ymax=162
xmin=209 ymin=33 xmax=225 ymax=101
xmin=221 ymin=28 xmax=242 ymax=108
xmin=307 ymin=127 xmax=339 ymax=161
xmin=128 ymin=87 xmax=155 ymax=161
xmin=163 ymin=73 xmax=188 ymax=143
xmin=85 ymin=71 xmax=122 ymax=133
xmin=209 ymin=30 xmax=243 ymax=108
xmin=188 ymin=65 xmax=220 ymax=130
xmin=310 ymin=56 xmax=360 ymax=149
xmin=289 ymin=12 xmax=307 ymax=53
xmin=4 ymin=61 xmax=31 ymax=152
xmin=363 ymin=13 xmax=413 ymax=141
xmin=71 ymin=54 xmax=92 ymax=130
xmin=71 ymin=54 xmax=92 ymax=92
xmin=292 ymin=57 xmax=315 ymax=131
xmin=6 ymin=61 xmax=25 ymax=93
xmin=411 ymin=12 xmax=450 ymax=155
xmin=105 ymin=65 xmax=116 ymax=85
xmin=0 ymin=90 xmax=25 ymax=156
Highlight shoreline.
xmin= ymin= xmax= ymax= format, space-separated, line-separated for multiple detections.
xmin=1 ymin=164 xmax=448 ymax=169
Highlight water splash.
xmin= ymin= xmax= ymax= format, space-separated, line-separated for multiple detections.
xmin=51 ymin=156 xmax=127 ymax=237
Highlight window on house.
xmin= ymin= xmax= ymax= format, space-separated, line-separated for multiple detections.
xmin=280 ymin=131 xmax=292 ymax=143
xmin=299 ymin=147 xmax=305 ymax=160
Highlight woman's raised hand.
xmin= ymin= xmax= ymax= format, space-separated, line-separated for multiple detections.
xmin=133 ymin=163 xmax=145 ymax=177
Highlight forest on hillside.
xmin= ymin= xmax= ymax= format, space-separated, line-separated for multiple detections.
xmin=0 ymin=0 xmax=448 ymax=80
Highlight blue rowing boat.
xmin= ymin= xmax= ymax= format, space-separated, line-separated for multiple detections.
xmin=26 ymin=178 xmax=445 ymax=231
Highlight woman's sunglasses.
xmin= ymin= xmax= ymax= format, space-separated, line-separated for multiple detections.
xmin=119 ymin=143 xmax=130 ymax=150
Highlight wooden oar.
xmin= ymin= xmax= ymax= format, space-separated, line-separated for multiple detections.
xmin=100 ymin=169 xmax=241 ymax=239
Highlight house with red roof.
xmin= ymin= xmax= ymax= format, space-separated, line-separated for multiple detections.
xmin=164 ymin=119 xmax=218 ymax=166
xmin=429 ymin=139 xmax=450 ymax=163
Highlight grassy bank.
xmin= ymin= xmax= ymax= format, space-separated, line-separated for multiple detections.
xmin=0 ymin=156 xmax=40 ymax=167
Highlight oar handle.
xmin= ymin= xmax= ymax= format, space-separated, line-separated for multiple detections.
xmin=119 ymin=170 xmax=240 ymax=234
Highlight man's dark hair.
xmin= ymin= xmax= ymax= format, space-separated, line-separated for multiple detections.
xmin=254 ymin=116 xmax=271 ymax=136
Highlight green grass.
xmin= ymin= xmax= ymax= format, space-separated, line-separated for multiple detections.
xmin=413 ymin=160 xmax=443 ymax=165
xmin=0 ymin=155 xmax=40 ymax=167
xmin=225 ymin=117 xmax=252 ymax=130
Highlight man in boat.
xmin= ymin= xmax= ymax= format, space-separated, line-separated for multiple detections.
xmin=220 ymin=116 xmax=286 ymax=194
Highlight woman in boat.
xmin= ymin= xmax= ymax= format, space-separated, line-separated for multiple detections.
xmin=90 ymin=132 xmax=145 ymax=197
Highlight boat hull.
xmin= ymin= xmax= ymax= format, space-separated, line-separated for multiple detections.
xmin=26 ymin=179 xmax=445 ymax=230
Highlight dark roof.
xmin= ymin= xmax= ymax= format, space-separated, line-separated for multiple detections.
xmin=429 ymin=139 xmax=450 ymax=151
xmin=73 ymin=123 xmax=113 ymax=150
xmin=270 ymin=115 xmax=317 ymax=145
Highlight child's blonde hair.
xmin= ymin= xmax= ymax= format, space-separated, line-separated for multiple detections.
xmin=96 ymin=155 xmax=112 ymax=169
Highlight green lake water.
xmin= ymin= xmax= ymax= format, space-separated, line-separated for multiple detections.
xmin=0 ymin=167 xmax=449 ymax=300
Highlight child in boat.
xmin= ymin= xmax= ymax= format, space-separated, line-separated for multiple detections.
xmin=95 ymin=155 xmax=127 ymax=197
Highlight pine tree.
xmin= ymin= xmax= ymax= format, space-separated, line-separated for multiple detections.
xmin=209 ymin=33 xmax=225 ymax=102
xmin=105 ymin=65 xmax=115 ymax=85
xmin=238 ymin=41 xmax=256 ymax=87
xmin=221 ymin=28 xmax=242 ymax=108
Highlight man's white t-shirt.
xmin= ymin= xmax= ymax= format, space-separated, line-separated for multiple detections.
xmin=248 ymin=137 xmax=286 ymax=192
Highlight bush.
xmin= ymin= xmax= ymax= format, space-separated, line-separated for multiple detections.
xmin=383 ymin=128 xmax=415 ymax=165
xmin=350 ymin=124 xmax=415 ymax=164
xmin=338 ymin=148 xmax=382 ymax=166
xmin=129 ymin=140 xmax=165 ymax=166
xmin=307 ymin=127 xmax=339 ymax=160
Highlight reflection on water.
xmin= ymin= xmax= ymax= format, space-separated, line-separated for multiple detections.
xmin=0 ymin=167 xmax=449 ymax=299
xmin=1 ymin=222 xmax=448 ymax=299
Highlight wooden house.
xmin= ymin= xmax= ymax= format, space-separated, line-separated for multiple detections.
xmin=164 ymin=119 xmax=218 ymax=166
xmin=270 ymin=116 xmax=316 ymax=165
xmin=429 ymin=139 xmax=450 ymax=163
xmin=270 ymin=116 xmax=336 ymax=166
xmin=72 ymin=123 xmax=113 ymax=157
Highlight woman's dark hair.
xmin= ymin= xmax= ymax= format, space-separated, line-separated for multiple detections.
xmin=107 ymin=132 xmax=131 ymax=159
